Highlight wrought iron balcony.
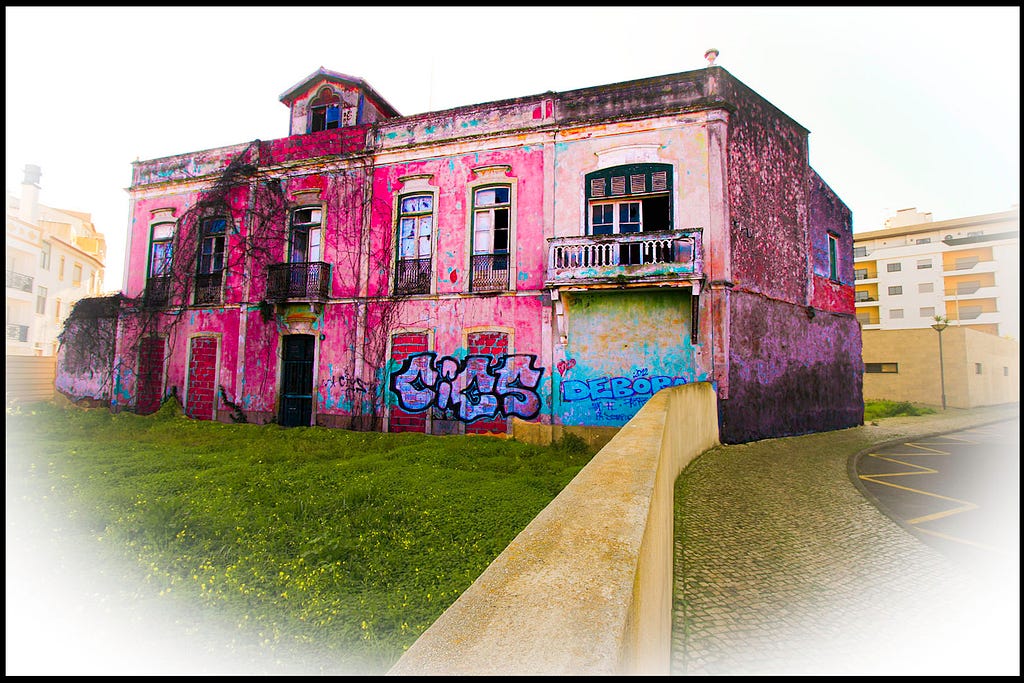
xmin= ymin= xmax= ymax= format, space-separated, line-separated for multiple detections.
xmin=193 ymin=273 xmax=223 ymax=305
xmin=394 ymin=257 xmax=432 ymax=295
xmin=471 ymin=253 xmax=510 ymax=292
xmin=267 ymin=262 xmax=330 ymax=302
xmin=144 ymin=276 xmax=171 ymax=307
xmin=545 ymin=228 xmax=703 ymax=287
xmin=6 ymin=269 xmax=33 ymax=292
xmin=6 ymin=323 xmax=29 ymax=342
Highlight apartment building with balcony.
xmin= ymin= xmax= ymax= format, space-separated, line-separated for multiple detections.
xmin=5 ymin=165 xmax=106 ymax=356
xmin=853 ymin=207 xmax=1019 ymax=338
xmin=855 ymin=207 xmax=1019 ymax=408
xmin=96 ymin=60 xmax=861 ymax=444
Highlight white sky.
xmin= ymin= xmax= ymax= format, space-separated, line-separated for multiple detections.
xmin=6 ymin=7 xmax=1020 ymax=292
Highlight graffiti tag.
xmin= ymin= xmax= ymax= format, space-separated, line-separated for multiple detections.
xmin=561 ymin=374 xmax=688 ymax=402
xmin=556 ymin=358 xmax=577 ymax=375
xmin=389 ymin=352 xmax=545 ymax=423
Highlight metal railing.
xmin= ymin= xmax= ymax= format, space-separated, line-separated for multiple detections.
xmin=6 ymin=270 xmax=33 ymax=292
xmin=394 ymin=257 xmax=432 ymax=295
xmin=471 ymin=253 xmax=510 ymax=292
xmin=144 ymin=277 xmax=171 ymax=307
xmin=267 ymin=262 xmax=331 ymax=301
xmin=193 ymin=273 xmax=223 ymax=305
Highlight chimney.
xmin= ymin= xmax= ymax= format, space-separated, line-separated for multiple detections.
xmin=19 ymin=164 xmax=41 ymax=225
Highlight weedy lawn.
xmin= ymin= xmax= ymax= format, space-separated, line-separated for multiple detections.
xmin=6 ymin=400 xmax=593 ymax=674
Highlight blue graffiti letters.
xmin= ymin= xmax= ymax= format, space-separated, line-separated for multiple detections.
xmin=390 ymin=352 xmax=545 ymax=422
xmin=561 ymin=374 xmax=688 ymax=402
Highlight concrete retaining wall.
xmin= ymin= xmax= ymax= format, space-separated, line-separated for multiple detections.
xmin=387 ymin=382 xmax=720 ymax=676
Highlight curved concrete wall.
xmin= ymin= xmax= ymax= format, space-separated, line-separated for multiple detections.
xmin=387 ymin=382 xmax=719 ymax=676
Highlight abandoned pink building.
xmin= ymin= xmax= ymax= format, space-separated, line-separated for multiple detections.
xmin=68 ymin=62 xmax=862 ymax=444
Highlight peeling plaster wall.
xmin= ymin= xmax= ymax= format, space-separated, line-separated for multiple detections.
xmin=720 ymin=294 xmax=863 ymax=443
xmin=556 ymin=290 xmax=705 ymax=428
xmin=808 ymin=170 xmax=855 ymax=314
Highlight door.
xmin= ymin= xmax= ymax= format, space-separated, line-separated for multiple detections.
xmin=137 ymin=336 xmax=165 ymax=415
xmin=280 ymin=335 xmax=315 ymax=427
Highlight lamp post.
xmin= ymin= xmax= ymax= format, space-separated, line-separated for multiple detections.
xmin=931 ymin=320 xmax=948 ymax=410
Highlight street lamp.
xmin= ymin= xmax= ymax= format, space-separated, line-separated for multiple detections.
xmin=931 ymin=319 xmax=948 ymax=410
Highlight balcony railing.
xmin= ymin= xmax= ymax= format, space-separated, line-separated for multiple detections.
xmin=267 ymin=262 xmax=330 ymax=302
xmin=546 ymin=228 xmax=702 ymax=286
xmin=6 ymin=270 xmax=33 ymax=292
xmin=471 ymin=253 xmax=510 ymax=292
xmin=193 ymin=273 xmax=223 ymax=305
xmin=144 ymin=276 xmax=171 ymax=307
xmin=394 ymin=257 xmax=432 ymax=295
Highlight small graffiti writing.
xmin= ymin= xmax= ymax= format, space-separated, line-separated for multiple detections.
xmin=561 ymin=374 xmax=688 ymax=402
xmin=322 ymin=373 xmax=378 ymax=396
xmin=390 ymin=352 xmax=545 ymax=423
xmin=556 ymin=358 xmax=577 ymax=375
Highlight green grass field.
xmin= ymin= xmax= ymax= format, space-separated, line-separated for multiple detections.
xmin=5 ymin=400 xmax=593 ymax=673
xmin=863 ymin=399 xmax=936 ymax=421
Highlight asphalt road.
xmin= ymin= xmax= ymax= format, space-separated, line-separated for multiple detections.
xmin=854 ymin=418 xmax=1020 ymax=579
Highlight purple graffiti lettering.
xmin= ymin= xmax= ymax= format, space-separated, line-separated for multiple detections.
xmin=493 ymin=354 xmax=543 ymax=420
xmin=389 ymin=352 xmax=545 ymax=424
xmin=390 ymin=353 xmax=439 ymax=412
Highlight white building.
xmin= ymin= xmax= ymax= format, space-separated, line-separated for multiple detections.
xmin=6 ymin=165 xmax=107 ymax=356
xmin=853 ymin=207 xmax=1020 ymax=340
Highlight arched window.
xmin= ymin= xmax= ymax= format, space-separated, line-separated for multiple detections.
xmin=309 ymin=87 xmax=342 ymax=132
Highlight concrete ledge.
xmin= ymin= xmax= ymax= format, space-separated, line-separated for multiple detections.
xmin=387 ymin=382 xmax=720 ymax=676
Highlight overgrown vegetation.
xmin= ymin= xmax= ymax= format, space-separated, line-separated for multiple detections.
xmin=6 ymin=401 xmax=595 ymax=673
xmin=864 ymin=399 xmax=937 ymax=421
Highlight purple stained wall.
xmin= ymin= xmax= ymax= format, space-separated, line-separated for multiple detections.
xmin=716 ymin=73 xmax=862 ymax=443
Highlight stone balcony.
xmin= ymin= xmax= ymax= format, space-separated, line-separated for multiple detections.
xmin=545 ymin=228 xmax=703 ymax=290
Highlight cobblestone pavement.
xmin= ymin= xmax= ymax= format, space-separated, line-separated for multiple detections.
xmin=672 ymin=404 xmax=1020 ymax=676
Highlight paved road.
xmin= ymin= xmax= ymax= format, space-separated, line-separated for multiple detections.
xmin=854 ymin=419 xmax=1019 ymax=578
xmin=672 ymin=405 xmax=1020 ymax=676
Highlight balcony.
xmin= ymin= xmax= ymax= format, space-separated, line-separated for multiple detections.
xmin=267 ymin=262 xmax=330 ymax=302
xmin=144 ymin=276 xmax=171 ymax=308
xmin=944 ymin=285 xmax=999 ymax=302
xmin=394 ymin=257 xmax=432 ymax=296
xmin=470 ymin=253 xmax=510 ymax=293
xmin=6 ymin=270 xmax=33 ymax=293
xmin=193 ymin=273 xmax=223 ymax=305
xmin=545 ymin=229 xmax=702 ymax=288
xmin=6 ymin=323 xmax=29 ymax=342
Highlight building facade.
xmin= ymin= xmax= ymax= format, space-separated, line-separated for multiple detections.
xmin=6 ymin=165 xmax=107 ymax=356
xmin=102 ymin=64 xmax=861 ymax=444
xmin=853 ymin=207 xmax=1020 ymax=339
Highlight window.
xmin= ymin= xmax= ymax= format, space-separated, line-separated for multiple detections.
xmin=586 ymin=164 xmax=672 ymax=236
xmin=1005 ymin=367 xmax=1009 ymax=377
xmin=395 ymin=194 xmax=433 ymax=294
xmin=887 ymin=285 xmax=903 ymax=296
xmin=917 ymin=259 xmax=932 ymax=269
xmin=975 ymin=363 xmax=983 ymax=375
xmin=36 ymin=286 xmax=47 ymax=315
xmin=856 ymin=313 xmax=872 ymax=325
xmin=918 ymin=282 xmax=933 ymax=294
xmin=955 ymin=256 xmax=979 ymax=270
xmin=886 ymin=262 xmax=902 ymax=273
xmin=889 ymin=309 xmax=904 ymax=319
xmin=39 ymin=242 xmax=51 ymax=270
xmin=471 ymin=186 xmax=511 ymax=291
xmin=855 ymin=290 xmax=872 ymax=302
xmin=309 ymin=87 xmax=341 ymax=132
xmin=956 ymin=280 xmax=981 ymax=295
xmin=854 ymin=268 xmax=868 ymax=281
xmin=827 ymin=233 xmax=839 ymax=281
xmin=146 ymin=222 xmax=174 ymax=306
xmin=55 ymin=298 xmax=62 ymax=323
xmin=289 ymin=207 xmax=322 ymax=262
xmin=853 ymin=246 xmax=868 ymax=258
xmin=915 ymin=238 xmax=931 ymax=245
xmin=59 ymin=256 xmax=65 ymax=280
xmin=865 ymin=363 xmax=899 ymax=373
xmin=967 ymin=231 xmax=983 ymax=237
xmin=195 ymin=217 xmax=226 ymax=304
xmin=920 ymin=307 xmax=935 ymax=318
xmin=72 ymin=263 xmax=83 ymax=287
